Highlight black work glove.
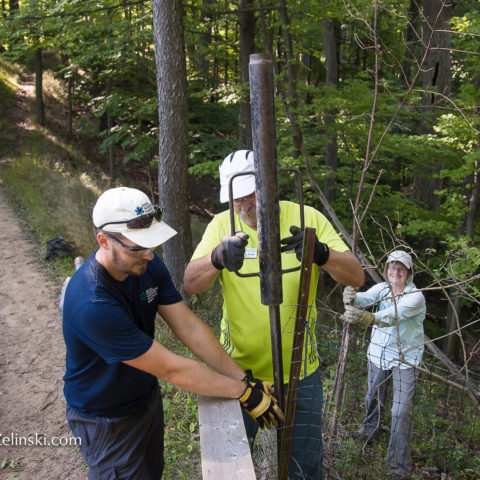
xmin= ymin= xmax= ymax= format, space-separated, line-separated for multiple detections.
xmin=211 ymin=232 xmax=249 ymax=272
xmin=280 ymin=226 xmax=330 ymax=266
xmin=238 ymin=382 xmax=284 ymax=429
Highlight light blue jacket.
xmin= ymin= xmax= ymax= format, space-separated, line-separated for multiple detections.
xmin=355 ymin=282 xmax=426 ymax=369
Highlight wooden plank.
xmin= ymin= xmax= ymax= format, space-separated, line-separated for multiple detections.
xmin=198 ymin=395 xmax=256 ymax=479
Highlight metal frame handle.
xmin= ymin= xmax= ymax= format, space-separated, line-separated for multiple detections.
xmin=228 ymin=167 xmax=306 ymax=278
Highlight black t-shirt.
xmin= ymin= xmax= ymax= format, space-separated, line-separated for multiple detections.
xmin=63 ymin=251 xmax=182 ymax=416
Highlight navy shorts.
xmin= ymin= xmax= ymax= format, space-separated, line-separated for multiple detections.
xmin=67 ymin=385 xmax=164 ymax=480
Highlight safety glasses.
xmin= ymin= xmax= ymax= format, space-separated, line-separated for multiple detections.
xmin=98 ymin=206 xmax=163 ymax=230
xmin=102 ymin=231 xmax=149 ymax=252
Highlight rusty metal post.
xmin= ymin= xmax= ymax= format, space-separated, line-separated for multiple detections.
xmin=249 ymin=54 xmax=284 ymax=419
xmin=249 ymin=53 xmax=282 ymax=308
xmin=278 ymin=228 xmax=316 ymax=480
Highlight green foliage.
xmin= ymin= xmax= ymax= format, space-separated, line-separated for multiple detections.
xmin=1 ymin=153 xmax=101 ymax=257
xmin=159 ymin=381 xmax=201 ymax=480
xmin=413 ymin=365 xmax=480 ymax=479
xmin=1 ymin=458 xmax=21 ymax=472
xmin=0 ymin=61 xmax=20 ymax=131
xmin=187 ymin=89 xmax=239 ymax=177
xmin=0 ymin=0 xmax=476 ymax=275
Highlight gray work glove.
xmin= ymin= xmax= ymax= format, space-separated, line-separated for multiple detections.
xmin=343 ymin=286 xmax=357 ymax=306
xmin=211 ymin=232 xmax=249 ymax=272
xmin=280 ymin=226 xmax=330 ymax=266
xmin=341 ymin=305 xmax=375 ymax=325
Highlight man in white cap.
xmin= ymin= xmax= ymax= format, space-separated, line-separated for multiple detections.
xmin=342 ymin=250 xmax=426 ymax=479
xmin=62 ymin=186 xmax=283 ymax=480
xmin=183 ymin=151 xmax=364 ymax=480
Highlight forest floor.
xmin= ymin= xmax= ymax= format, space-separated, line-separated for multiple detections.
xmin=0 ymin=73 xmax=85 ymax=479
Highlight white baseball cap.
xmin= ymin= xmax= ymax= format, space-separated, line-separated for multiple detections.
xmin=92 ymin=187 xmax=177 ymax=248
xmin=219 ymin=150 xmax=256 ymax=203
xmin=385 ymin=250 xmax=414 ymax=283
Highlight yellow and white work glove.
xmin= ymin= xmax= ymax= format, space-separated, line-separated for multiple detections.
xmin=243 ymin=370 xmax=275 ymax=396
xmin=238 ymin=373 xmax=284 ymax=429
xmin=343 ymin=286 xmax=357 ymax=306
xmin=341 ymin=305 xmax=375 ymax=326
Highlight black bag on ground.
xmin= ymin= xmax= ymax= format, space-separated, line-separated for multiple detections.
xmin=45 ymin=235 xmax=72 ymax=260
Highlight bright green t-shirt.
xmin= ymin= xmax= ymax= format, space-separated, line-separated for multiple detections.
xmin=191 ymin=201 xmax=349 ymax=383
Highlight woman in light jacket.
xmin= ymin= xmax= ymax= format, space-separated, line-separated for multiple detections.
xmin=343 ymin=250 xmax=426 ymax=480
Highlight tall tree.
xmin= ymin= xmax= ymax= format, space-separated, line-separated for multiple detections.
xmin=238 ymin=0 xmax=255 ymax=149
xmin=465 ymin=77 xmax=480 ymax=243
xmin=34 ymin=48 xmax=45 ymax=126
xmin=413 ymin=0 xmax=456 ymax=209
xmin=8 ymin=0 xmax=18 ymax=14
xmin=402 ymin=0 xmax=421 ymax=86
xmin=152 ymin=0 xmax=192 ymax=293
xmin=278 ymin=0 xmax=302 ymax=157
xmin=321 ymin=18 xmax=339 ymax=204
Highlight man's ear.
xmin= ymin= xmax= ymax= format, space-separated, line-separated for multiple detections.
xmin=97 ymin=231 xmax=110 ymax=250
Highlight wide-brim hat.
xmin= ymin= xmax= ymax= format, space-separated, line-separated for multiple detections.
xmin=92 ymin=187 xmax=177 ymax=248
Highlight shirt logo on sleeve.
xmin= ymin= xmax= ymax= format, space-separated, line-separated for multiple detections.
xmin=140 ymin=287 xmax=159 ymax=303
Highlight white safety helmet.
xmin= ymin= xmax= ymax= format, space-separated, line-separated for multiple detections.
xmin=384 ymin=250 xmax=414 ymax=284
xmin=219 ymin=150 xmax=256 ymax=203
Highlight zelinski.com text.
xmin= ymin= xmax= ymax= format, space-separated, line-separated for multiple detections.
xmin=0 ymin=433 xmax=81 ymax=447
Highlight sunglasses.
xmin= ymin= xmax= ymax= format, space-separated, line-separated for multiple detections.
xmin=103 ymin=231 xmax=149 ymax=252
xmin=98 ymin=206 xmax=163 ymax=230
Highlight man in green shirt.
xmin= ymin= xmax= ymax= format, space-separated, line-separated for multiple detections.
xmin=184 ymin=150 xmax=364 ymax=479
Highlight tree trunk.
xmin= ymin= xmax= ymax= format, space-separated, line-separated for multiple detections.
xmin=445 ymin=290 xmax=461 ymax=360
xmin=199 ymin=0 xmax=214 ymax=80
xmin=278 ymin=0 xmax=302 ymax=157
xmin=421 ymin=0 xmax=455 ymax=116
xmin=34 ymin=48 xmax=46 ymax=126
xmin=152 ymin=0 xmax=192 ymax=294
xmin=321 ymin=18 xmax=339 ymax=205
xmin=0 ymin=1 xmax=5 ymax=51
xmin=238 ymin=0 xmax=255 ymax=149
xmin=107 ymin=110 xmax=115 ymax=183
xmin=443 ymin=85 xmax=479 ymax=360
xmin=106 ymin=79 xmax=115 ymax=183
xmin=466 ymin=159 xmax=479 ymax=242
xmin=413 ymin=0 xmax=455 ymax=210
xmin=67 ymin=75 xmax=73 ymax=137
xmin=466 ymin=84 xmax=480 ymax=242
xmin=402 ymin=0 xmax=420 ymax=87
xmin=8 ymin=0 xmax=18 ymax=13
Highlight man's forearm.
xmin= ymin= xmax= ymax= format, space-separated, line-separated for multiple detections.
xmin=183 ymin=254 xmax=220 ymax=295
xmin=124 ymin=342 xmax=245 ymax=398
xmin=176 ymin=307 xmax=245 ymax=380
xmin=324 ymin=250 xmax=364 ymax=287
xmin=158 ymin=302 xmax=245 ymax=381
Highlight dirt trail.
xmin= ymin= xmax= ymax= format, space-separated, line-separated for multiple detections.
xmin=0 ymin=190 xmax=85 ymax=480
